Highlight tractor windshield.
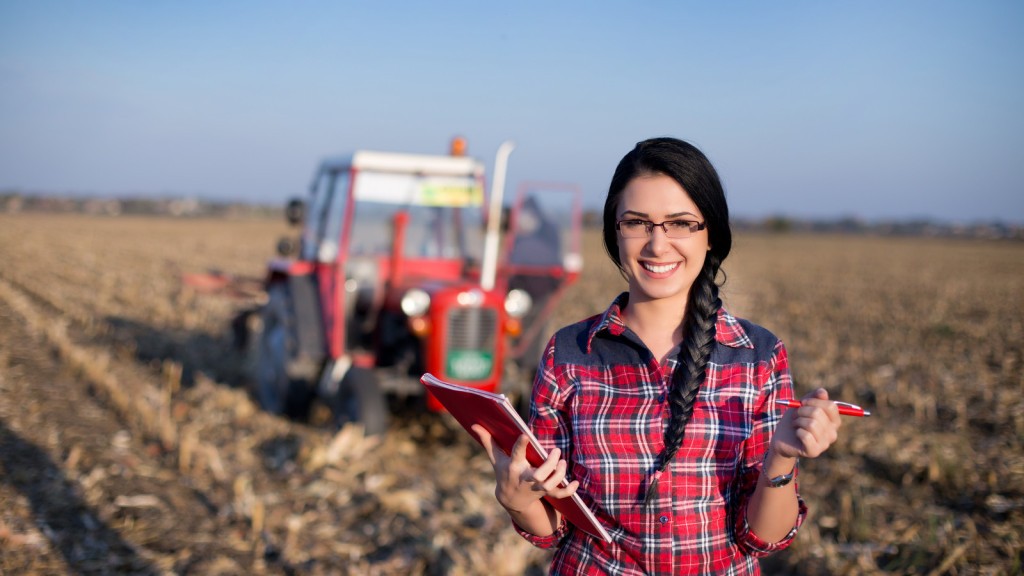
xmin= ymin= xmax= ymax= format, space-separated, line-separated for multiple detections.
xmin=349 ymin=202 xmax=485 ymax=261
xmin=302 ymin=155 xmax=488 ymax=265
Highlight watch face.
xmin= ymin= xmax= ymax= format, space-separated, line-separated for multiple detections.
xmin=766 ymin=461 xmax=798 ymax=488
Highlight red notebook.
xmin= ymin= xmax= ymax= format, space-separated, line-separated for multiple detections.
xmin=421 ymin=373 xmax=612 ymax=543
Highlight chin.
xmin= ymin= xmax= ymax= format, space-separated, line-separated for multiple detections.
xmin=633 ymin=283 xmax=690 ymax=303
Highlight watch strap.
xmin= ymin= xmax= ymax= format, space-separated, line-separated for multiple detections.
xmin=764 ymin=450 xmax=798 ymax=488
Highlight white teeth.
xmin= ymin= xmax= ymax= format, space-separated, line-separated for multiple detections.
xmin=642 ymin=262 xmax=678 ymax=274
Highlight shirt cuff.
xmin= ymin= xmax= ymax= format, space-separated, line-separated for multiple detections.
xmin=512 ymin=515 xmax=569 ymax=549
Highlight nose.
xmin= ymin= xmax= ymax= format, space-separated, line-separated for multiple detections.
xmin=644 ymin=225 xmax=672 ymax=255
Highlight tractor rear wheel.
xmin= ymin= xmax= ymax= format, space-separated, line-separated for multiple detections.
xmin=331 ymin=367 xmax=388 ymax=436
xmin=249 ymin=283 xmax=314 ymax=419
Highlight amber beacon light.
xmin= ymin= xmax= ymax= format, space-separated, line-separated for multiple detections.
xmin=450 ymin=135 xmax=467 ymax=157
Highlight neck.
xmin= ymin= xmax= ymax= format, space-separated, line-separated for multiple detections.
xmin=623 ymin=292 xmax=688 ymax=362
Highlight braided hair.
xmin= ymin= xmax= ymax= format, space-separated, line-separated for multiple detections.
xmin=602 ymin=138 xmax=732 ymax=504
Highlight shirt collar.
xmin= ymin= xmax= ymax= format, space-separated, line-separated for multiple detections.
xmin=586 ymin=292 xmax=753 ymax=353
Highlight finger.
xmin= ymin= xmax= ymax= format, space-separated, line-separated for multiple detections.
xmin=547 ymin=480 xmax=580 ymax=500
xmin=791 ymin=414 xmax=822 ymax=440
xmin=793 ymin=426 xmax=822 ymax=455
xmin=793 ymin=413 xmax=835 ymax=444
xmin=533 ymin=447 xmax=562 ymax=482
xmin=471 ymin=425 xmax=498 ymax=465
xmin=794 ymin=427 xmax=825 ymax=458
xmin=811 ymin=412 xmax=841 ymax=445
xmin=793 ymin=417 xmax=839 ymax=457
xmin=793 ymin=412 xmax=823 ymax=431
xmin=538 ymin=457 xmax=569 ymax=492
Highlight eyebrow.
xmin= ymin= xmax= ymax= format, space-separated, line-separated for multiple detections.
xmin=619 ymin=209 xmax=700 ymax=219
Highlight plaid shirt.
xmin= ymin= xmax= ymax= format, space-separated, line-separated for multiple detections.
xmin=516 ymin=293 xmax=807 ymax=575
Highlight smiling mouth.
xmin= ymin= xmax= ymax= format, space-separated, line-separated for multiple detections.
xmin=642 ymin=262 xmax=679 ymax=274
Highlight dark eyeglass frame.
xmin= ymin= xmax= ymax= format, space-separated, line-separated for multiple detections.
xmin=615 ymin=218 xmax=707 ymax=239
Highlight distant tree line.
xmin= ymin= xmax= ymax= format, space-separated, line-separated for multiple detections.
xmin=581 ymin=207 xmax=1021 ymax=241
xmin=1 ymin=192 xmax=281 ymax=219
xmin=3 ymin=191 xmax=1021 ymax=241
xmin=729 ymin=214 xmax=1023 ymax=241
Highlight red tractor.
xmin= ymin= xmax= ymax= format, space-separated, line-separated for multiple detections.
xmin=245 ymin=139 xmax=582 ymax=434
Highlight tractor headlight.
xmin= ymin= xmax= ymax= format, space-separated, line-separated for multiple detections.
xmin=401 ymin=288 xmax=431 ymax=317
xmin=504 ymin=289 xmax=532 ymax=318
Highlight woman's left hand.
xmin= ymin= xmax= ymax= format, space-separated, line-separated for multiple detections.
xmin=770 ymin=388 xmax=842 ymax=460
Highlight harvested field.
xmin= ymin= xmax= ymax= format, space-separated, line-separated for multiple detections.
xmin=0 ymin=212 xmax=1021 ymax=575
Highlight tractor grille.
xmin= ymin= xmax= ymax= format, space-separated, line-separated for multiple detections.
xmin=446 ymin=307 xmax=498 ymax=351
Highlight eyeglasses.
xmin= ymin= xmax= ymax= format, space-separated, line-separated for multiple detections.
xmin=616 ymin=218 xmax=706 ymax=239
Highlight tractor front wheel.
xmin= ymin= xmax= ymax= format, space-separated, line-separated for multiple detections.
xmin=331 ymin=367 xmax=388 ymax=436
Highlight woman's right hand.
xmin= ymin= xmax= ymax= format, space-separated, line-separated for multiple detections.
xmin=471 ymin=425 xmax=579 ymax=513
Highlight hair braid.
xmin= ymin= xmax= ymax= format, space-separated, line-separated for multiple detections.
xmin=644 ymin=253 xmax=722 ymax=504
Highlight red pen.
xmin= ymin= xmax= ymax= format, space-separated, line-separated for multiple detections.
xmin=777 ymin=398 xmax=871 ymax=417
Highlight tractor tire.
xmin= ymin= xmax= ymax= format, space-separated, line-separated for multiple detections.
xmin=331 ymin=367 xmax=388 ymax=436
xmin=249 ymin=283 xmax=315 ymax=419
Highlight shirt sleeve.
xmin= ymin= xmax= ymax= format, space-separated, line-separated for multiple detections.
xmin=732 ymin=338 xmax=808 ymax=556
xmin=511 ymin=335 xmax=574 ymax=549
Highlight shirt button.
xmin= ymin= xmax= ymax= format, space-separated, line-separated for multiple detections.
xmin=659 ymin=515 xmax=669 ymax=524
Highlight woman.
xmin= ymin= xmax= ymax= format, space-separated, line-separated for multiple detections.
xmin=474 ymin=137 xmax=842 ymax=574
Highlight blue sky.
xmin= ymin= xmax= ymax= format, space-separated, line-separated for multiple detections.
xmin=2 ymin=1 xmax=1022 ymax=223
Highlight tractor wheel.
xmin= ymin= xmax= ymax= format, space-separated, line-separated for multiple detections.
xmin=331 ymin=367 xmax=388 ymax=436
xmin=249 ymin=283 xmax=314 ymax=419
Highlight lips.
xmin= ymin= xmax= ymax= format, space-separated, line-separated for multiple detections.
xmin=641 ymin=261 xmax=679 ymax=274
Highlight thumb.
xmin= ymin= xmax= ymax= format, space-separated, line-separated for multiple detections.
xmin=471 ymin=424 xmax=498 ymax=465
xmin=509 ymin=434 xmax=530 ymax=464
xmin=803 ymin=387 xmax=829 ymax=401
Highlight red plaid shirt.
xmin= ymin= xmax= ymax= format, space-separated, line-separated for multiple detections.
xmin=516 ymin=293 xmax=807 ymax=575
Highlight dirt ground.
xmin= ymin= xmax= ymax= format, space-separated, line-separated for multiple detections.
xmin=0 ymin=213 xmax=1022 ymax=575
xmin=0 ymin=289 xmax=554 ymax=574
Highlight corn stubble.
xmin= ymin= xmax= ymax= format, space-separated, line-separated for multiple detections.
xmin=0 ymin=214 xmax=1020 ymax=575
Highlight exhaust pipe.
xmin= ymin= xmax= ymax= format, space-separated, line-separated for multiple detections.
xmin=481 ymin=140 xmax=515 ymax=291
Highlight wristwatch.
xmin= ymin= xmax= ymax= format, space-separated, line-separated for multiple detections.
xmin=764 ymin=452 xmax=798 ymax=488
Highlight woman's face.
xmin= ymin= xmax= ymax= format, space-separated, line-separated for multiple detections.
xmin=616 ymin=173 xmax=709 ymax=309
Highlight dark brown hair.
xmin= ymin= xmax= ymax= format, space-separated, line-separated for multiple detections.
xmin=602 ymin=137 xmax=732 ymax=502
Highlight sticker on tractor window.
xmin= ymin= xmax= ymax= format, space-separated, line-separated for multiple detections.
xmin=446 ymin=350 xmax=494 ymax=380
xmin=354 ymin=172 xmax=483 ymax=207
xmin=419 ymin=183 xmax=484 ymax=207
